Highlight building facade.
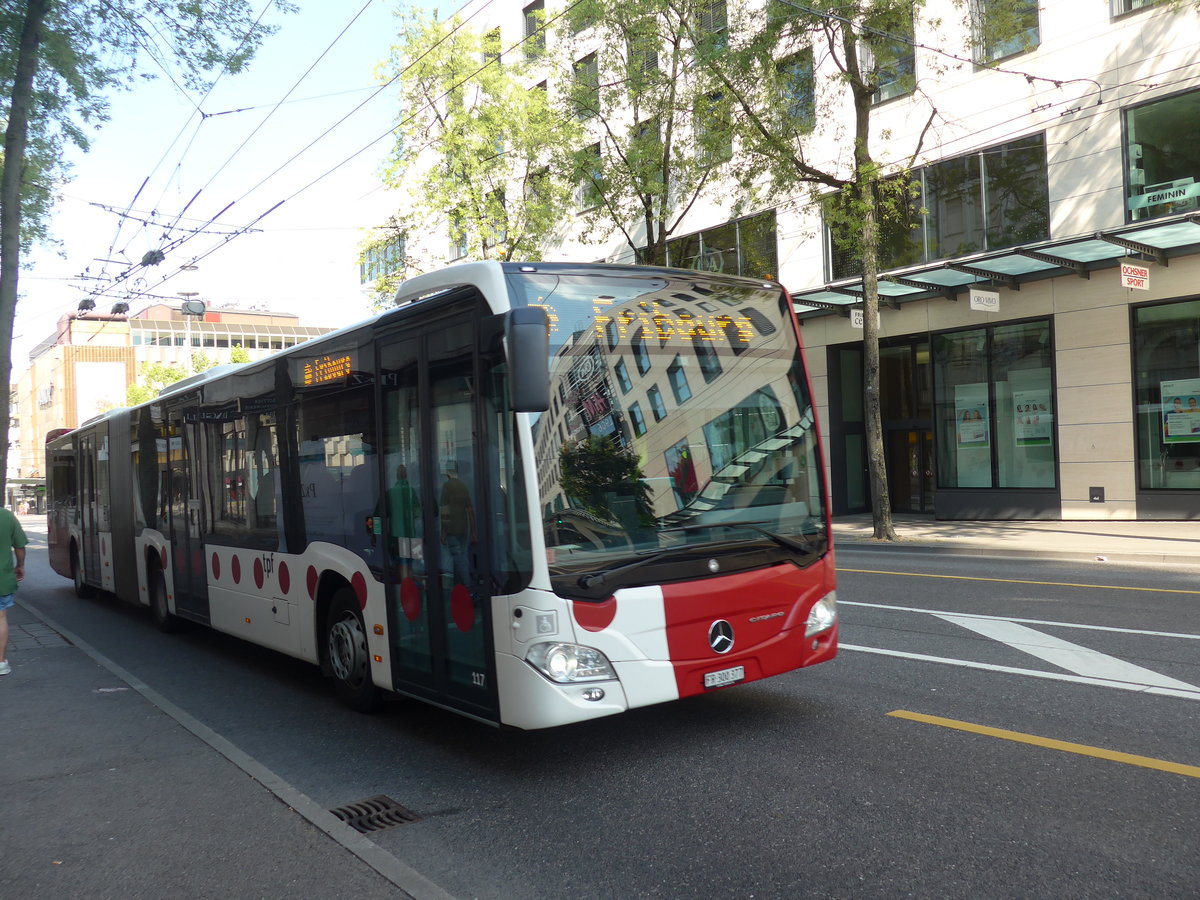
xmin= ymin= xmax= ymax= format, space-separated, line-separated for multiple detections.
xmin=379 ymin=0 xmax=1200 ymax=520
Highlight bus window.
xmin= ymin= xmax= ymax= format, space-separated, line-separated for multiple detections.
xmin=295 ymin=384 xmax=376 ymax=551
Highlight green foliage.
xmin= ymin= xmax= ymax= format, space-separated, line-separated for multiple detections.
xmin=559 ymin=435 xmax=653 ymax=525
xmin=126 ymin=361 xmax=188 ymax=406
xmin=191 ymin=350 xmax=217 ymax=372
xmin=550 ymin=0 xmax=737 ymax=264
xmin=379 ymin=9 xmax=577 ymax=272
xmin=229 ymin=343 xmax=251 ymax=364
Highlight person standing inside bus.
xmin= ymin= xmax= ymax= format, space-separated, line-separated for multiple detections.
xmin=439 ymin=461 xmax=475 ymax=588
xmin=0 ymin=506 xmax=29 ymax=676
xmin=380 ymin=464 xmax=421 ymax=576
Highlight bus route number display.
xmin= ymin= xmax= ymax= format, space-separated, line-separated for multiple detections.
xmin=303 ymin=354 xmax=353 ymax=386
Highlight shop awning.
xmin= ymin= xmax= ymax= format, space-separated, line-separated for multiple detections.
xmin=792 ymin=212 xmax=1200 ymax=317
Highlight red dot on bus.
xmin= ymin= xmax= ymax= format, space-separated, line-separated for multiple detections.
xmin=174 ymin=547 xmax=186 ymax=572
xmin=572 ymin=596 xmax=618 ymax=632
xmin=279 ymin=561 xmax=290 ymax=595
xmin=211 ymin=553 xmax=220 ymax=580
xmin=192 ymin=550 xmax=202 ymax=576
xmin=451 ymin=584 xmax=475 ymax=632
xmin=231 ymin=555 xmax=241 ymax=585
xmin=351 ymin=572 xmax=367 ymax=610
xmin=400 ymin=577 xmax=421 ymax=622
xmin=160 ymin=547 xmax=168 ymax=570
xmin=306 ymin=566 xmax=318 ymax=600
xmin=253 ymin=557 xmax=264 ymax=590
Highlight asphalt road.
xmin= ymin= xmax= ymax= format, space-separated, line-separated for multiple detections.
xmin=19 ymin=535 xmax=1200 ymax=899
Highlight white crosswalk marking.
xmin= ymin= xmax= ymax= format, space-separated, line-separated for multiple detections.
xmin=935 ymin=614 xmax=1200 ymax=692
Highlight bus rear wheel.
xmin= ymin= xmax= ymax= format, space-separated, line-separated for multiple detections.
xmin=72 ymin=547 xmax=96 ymax=599
xmin=149 ymin=567 xmax=180 ymax=634
xmin=326 ymin=589 xmax=380 ymax=713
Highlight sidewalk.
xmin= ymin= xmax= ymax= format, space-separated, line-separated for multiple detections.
xmin=833 ymin=513 xmax=1200 ymax=565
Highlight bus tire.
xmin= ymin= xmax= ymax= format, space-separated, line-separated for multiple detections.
xmin=326 ymin=589 xmax=381 ymax=713
xmin=149 ymin=566 xmax=181 ymax=634
xmin=72 ymin=547 xmax=96 ymax=599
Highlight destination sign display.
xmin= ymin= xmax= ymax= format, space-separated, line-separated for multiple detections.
xmin=303 ymin=354 xmax=354 ymax=386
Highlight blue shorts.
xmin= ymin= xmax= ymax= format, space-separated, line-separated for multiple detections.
xmin=0 ymin=593 xmax=13 ymax=612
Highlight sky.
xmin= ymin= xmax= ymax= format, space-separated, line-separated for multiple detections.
xmin=15 ymin=0 xmax=428 ymax=364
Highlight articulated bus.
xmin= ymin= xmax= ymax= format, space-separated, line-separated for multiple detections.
xmin=46 ymin=262 xmax=837 ymax=729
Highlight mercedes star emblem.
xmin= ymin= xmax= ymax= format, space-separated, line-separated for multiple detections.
xmin=708 ymin=619 xmax=735 ymax=654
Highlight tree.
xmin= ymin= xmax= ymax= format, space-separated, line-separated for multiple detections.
xmin=559 ymin=434 xmax=654 ymax=527
xmin=372 ymin=9 xmax=577 ymax=286
xmin=0 ymin=0 xmax=290 ymax=499
xmin=126 ymin=361 xmax=189 ymax=407
xmin=550 ymin=0 xmax=732 ymax=265
xmin=229 ymin=343 xmax=251 ymax=364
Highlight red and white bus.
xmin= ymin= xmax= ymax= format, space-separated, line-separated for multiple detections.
xmin=47 ymin=262 xmax=837 ymax=729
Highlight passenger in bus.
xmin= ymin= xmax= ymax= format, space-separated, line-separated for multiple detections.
xmin=439 ymin=461 xmax=475 ymax=588
xmin=378 ymin=464 xmax=421 ymax=576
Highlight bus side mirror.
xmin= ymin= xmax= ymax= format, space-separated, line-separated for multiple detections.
xmin=506 ymin=307 xmax=550 ymax=413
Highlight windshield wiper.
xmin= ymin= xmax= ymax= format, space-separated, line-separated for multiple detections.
xmin=574 ymin=540 xmax=750 ymax=592
xmin=661 ymin=520 xmax=819 ymax=554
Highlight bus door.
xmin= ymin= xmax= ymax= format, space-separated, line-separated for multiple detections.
xmin=378 ymin=304 xmax=497 ymax=721
xmin=79 ymin=431 xmax=101 ymax=585
xmin=165 ymin=399 xmax=211 ymax=624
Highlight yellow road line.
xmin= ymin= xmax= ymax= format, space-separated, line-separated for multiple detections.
xmin=889 ymin=710 xmax=1200 ymax=779
xmin=840 ymin=567 xmax=1200 ymax=595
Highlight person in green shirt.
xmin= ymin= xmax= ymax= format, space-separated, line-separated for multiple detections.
xmin=376 ymin=465 xmax=421 ymax=575
xmin=0 ymin=507 xmax=29 ymax=676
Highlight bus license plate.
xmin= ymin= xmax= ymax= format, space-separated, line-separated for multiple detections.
xmin=704 ymin=665 xmax=745 ymax=689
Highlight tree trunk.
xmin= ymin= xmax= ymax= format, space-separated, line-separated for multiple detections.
xmin=845 ymin=23 xmax=897 ymax=541
xmin=0 ymin=0 xmax=52 ymax=501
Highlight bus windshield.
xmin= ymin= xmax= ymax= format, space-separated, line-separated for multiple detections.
xmin=507 ymin=268 xmax=826 ymax=597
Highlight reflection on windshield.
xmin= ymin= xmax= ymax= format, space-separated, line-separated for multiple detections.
xmin=508 ymin=268 xmax=825 ymax=590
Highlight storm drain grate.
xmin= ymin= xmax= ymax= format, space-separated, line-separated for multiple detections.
xmin=330 ymin=795 xmax=421 ymax=834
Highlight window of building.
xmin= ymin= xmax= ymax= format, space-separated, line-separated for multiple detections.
xmin=828 ymin=134 xmax=1049 ymax=280
xmin=665 ymin=210 xmax=778 ymax=279
xmin=932 ymin=319 xmax=1054 ymax=490
xmin=615 ymin=359 xmax=632 ymax=393
xmin=482 ymin=27 xmax=501 ymax=64
xmin=777 ymin=50 xmax=814 ymax=129
xmin=523 ymin=1 xmax=545 ymax=58
xmin=632 ymin=327 xmax=651 ymax=375
xmin=1125 ymin=90 xmax=1200 ymax=222
xmin=864 ymin=8 xmax=915 ymax=103
xmin=1133 ymin=298 xmax=1200 ymax=490
xmin=667 ymin=355 xmax=692 ymax=404
xmin=576 ymin=142 xmax=603 ymax=211
xmin=695 ymin=0 xmax=728 ymax=51
xmin=648 ymin=385 xmax=667 ymax=421
xmin=574 ymin=53 xmax=599 ymax=120
xmin=693 ymin=329 xmax=723 ymax=382
xmin=973 ymin=0 xmax=1039 ymax=63
xmin=1111 ymin=0 xmax=1160 ymax=15
xmin=628 ymin=401 xmax=646 ymax=436
xmin=695 ymin=91 xmax=732 ymax=166
xmin=449 ymin=212 xmax=468 ymax=260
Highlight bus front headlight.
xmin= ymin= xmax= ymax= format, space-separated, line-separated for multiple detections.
xmin=526 ymin=642 xmax=617 ymax=683
xmin=805 ymin=592 xmax=837 ymax=637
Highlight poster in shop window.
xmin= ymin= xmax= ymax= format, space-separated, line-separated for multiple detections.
xmin=955 ymin=383 xmax=990 ymax=448
xmin=1161 ymin=378 xmax=1200 ymax=444
xmin=1013 ymin=389 xmax=1053 ymax=446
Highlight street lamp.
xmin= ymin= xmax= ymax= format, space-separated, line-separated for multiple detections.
xmin=179 ymin=291 xmax=204 ymax=351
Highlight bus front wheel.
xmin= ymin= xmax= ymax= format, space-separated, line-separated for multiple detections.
xmin=326 ymin=589 xmax=381 ymax=713
xmin=71 ymin=547 xmax=96 ymax=599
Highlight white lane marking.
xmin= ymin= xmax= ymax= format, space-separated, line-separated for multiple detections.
xmin=840 ymin=600 xmax=1200 ymax=640
xmin=934 ymin=614 xmax=1200 ymax=692
xmin=840 ymin=644 xmax=1200 ymax=701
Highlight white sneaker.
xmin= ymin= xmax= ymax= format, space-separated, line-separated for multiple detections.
xmin=0 ymin=660 xmax=10 ymax=675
